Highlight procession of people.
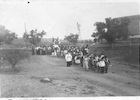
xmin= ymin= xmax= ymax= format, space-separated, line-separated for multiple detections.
xmin=31 ymin=40 xmax=110 ymax=74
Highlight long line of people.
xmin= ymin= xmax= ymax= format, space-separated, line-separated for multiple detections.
xmin=31 ymin=44 xmax=110 ymax=74
xmin=64 ymin=45 xmax=110 ymax=74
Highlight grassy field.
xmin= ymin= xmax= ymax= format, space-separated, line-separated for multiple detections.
xmin=89 ymin=45 xmax=139 ymax=67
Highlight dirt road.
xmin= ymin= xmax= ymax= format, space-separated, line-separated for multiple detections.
xmin=0 ymin=55 xmax=140 ymax=97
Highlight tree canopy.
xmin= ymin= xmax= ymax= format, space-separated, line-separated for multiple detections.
xmin=23 ymin=29 xmax=46 ymax=46
xmin=92 ymin=17 xmax=130 ymax=45
xmin=0 ymin=25 xmax=17 ymax=44
xmin=64 ymin=33 xmax=79 ymax=44
xmin=1 ymin=48 xmax=30 ymax=71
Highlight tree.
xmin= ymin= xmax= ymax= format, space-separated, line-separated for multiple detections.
xmin=0 ymin=25 xmax=17 ymax=44
xmin=91 ymin=22 xmax=106 ymax=43
xmin=4 ymin=32 xmax=17 ymax=44
xmin=116 ymin=17 xmax=130 ymax=39
xmin=1 ymin=49 xmax=30 ymax=71
xmin=92 ymin=17 xmax=130 ymax=47
xmin=23 ymin=29 xmax=46 ymax=46
xmin=64 ymin=33 xmax=79 ymax=44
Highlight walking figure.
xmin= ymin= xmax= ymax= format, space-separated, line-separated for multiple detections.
xmin=65 ymin=52 xmax=72 ymax=67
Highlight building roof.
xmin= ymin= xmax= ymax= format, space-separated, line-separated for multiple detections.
xmin=117 ymin=15 xmax=140 ymax=35
xmin=129 ymin=35 xmax=140 ymax=39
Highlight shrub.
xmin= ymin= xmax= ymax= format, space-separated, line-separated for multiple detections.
xmin=1 ymin=49 xmax=30 ymax=71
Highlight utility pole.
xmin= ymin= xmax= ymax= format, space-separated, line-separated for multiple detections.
xmin=77 ymin=22 xmax=81 ymax=40
xmin=24 ymin=23 xmax=28 ymax=49
xmin=24 ymin=23 xmax=27 ymax=33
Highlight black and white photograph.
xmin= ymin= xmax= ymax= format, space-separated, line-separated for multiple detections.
xmin=0 ymin=0 xmax=139 ymax=99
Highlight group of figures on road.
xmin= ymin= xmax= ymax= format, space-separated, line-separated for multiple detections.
xmin=31 ymin=43 xmax=110 ymax=74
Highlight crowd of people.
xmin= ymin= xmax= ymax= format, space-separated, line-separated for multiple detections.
xmin=31 ymin=43 xmax=110 ymax=74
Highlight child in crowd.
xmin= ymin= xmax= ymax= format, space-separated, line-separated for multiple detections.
xmin=94 ymin=54 xmax=100 ymax=71
xmin=97 ymin=57 xmax=106 ymax=73
xmin=74 ymin=54 xmax=81 ymax=65
xmin=88 ymin=54 xmax=94 ymax=70
xmin=51 ymin=50 xmax=55 ymax=56
xmin=95 ymin=54 xmax=99 ymax=62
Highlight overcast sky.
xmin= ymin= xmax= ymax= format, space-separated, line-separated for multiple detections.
xmin=0 ymin=0 xmax=139 ymax=39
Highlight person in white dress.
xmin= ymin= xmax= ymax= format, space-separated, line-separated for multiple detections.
xmin=83 ymin=54 xmax=90 ymax=71
xmin=65 ymin=52 xmax=72 ymax=67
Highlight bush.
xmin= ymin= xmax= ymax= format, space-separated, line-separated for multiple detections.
xmin=1 ymin=49 xmax=30 ymax=71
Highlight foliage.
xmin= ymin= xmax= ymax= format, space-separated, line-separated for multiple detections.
xmin=1 ymin=49 xmax=30 ymax=70
xmin=23 ymin=29 xmax=46 ymax=46
xmin=92 ymin=17 xmax=130 ymax=46
xmin=4 ymin=32 xmax=18 ymax=44
xmin=64 ymin=33 xmax=79 ymax=44
xmin=0 ymin=25 xmax=17 ymax=44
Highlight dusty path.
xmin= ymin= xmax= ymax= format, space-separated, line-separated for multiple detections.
xmin=0 ymin=55 xmax=140 ymax=97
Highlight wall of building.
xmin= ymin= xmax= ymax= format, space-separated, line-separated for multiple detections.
xmin=127 ymin=15 xmax=140 ymax=35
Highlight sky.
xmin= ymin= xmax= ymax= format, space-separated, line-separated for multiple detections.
xmin=0 ymin=0 xmax=139 ymax=40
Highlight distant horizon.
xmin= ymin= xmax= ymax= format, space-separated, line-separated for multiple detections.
xmin=17 ymin=37 xmax=94 ymax=40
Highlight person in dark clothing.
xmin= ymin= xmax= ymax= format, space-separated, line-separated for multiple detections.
xmin=79 ymin=51 xmax=83 ymax=67
xmin=104 ymin=56 xmax=110 ymax=73
xmin=32 ymin=46 xmax=35 ymax=55
xmin=42 ymin=46 xmax=46 ymax=55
